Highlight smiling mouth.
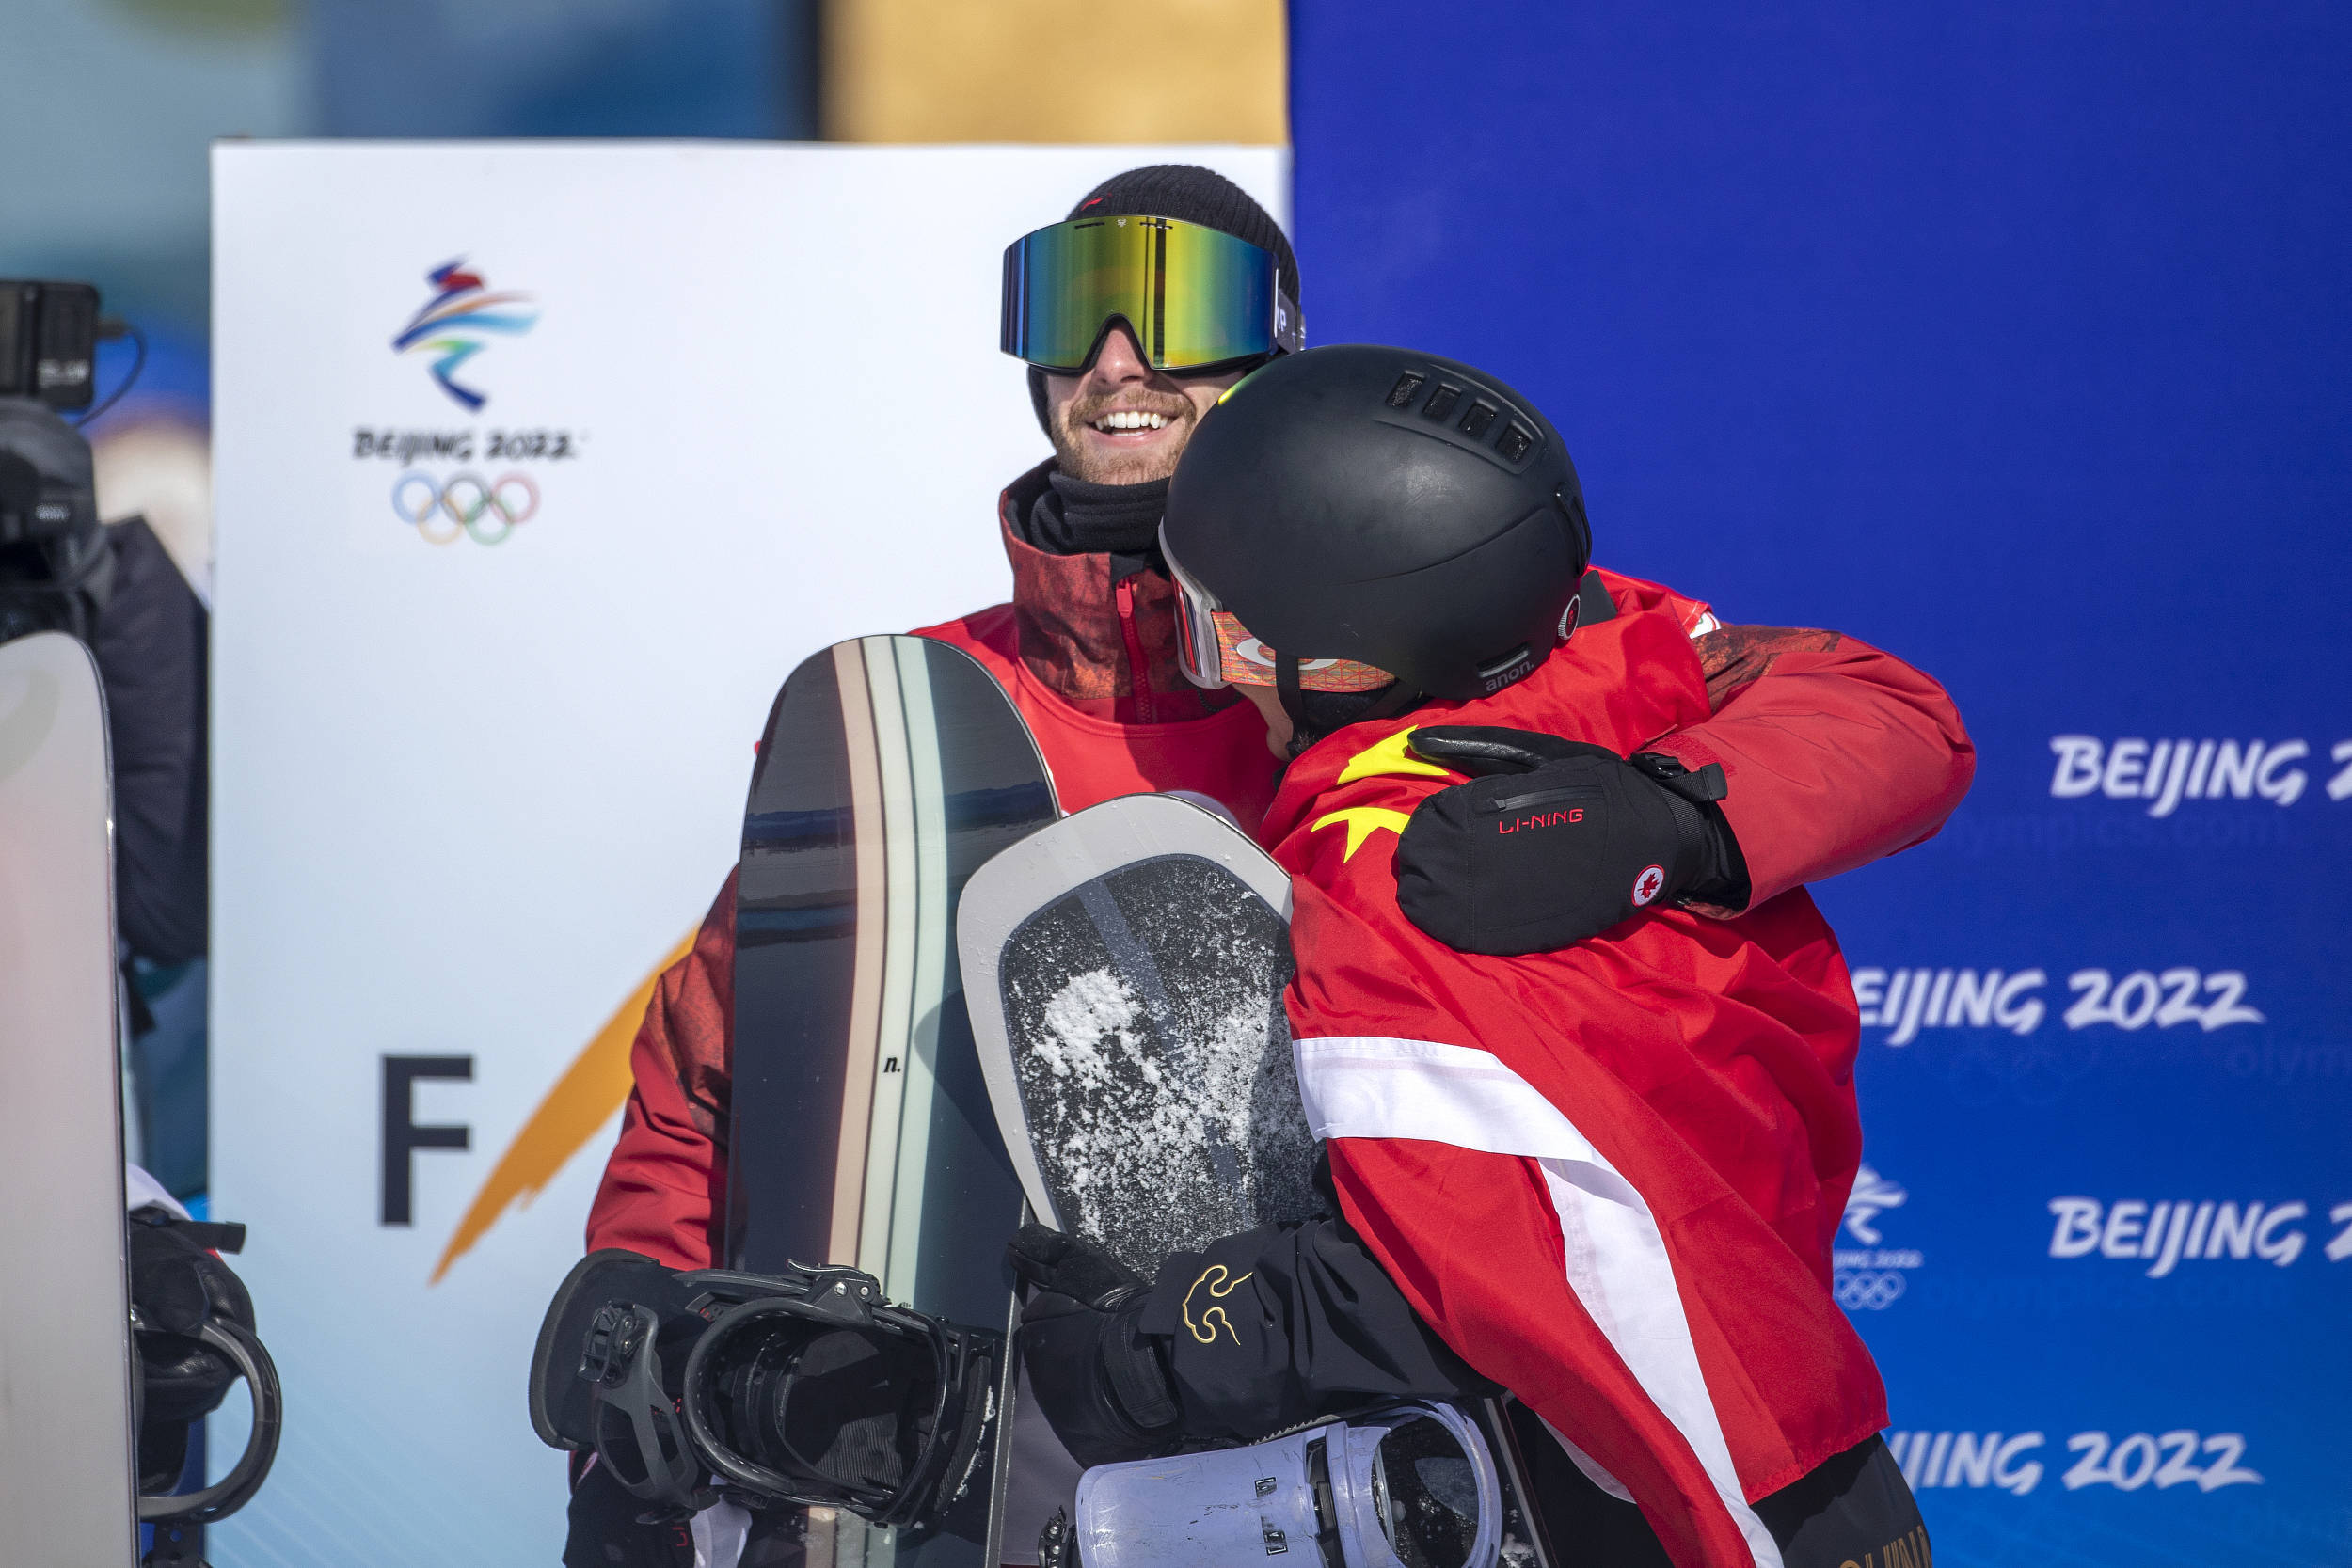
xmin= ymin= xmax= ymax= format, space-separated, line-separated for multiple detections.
xmin=1089 ymin=408 xmax=1175 ymax=435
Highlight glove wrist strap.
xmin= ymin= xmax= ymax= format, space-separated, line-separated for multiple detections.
xmin=1099 ymin=1301 xmax=1181 ymax=1433
xmin=1631 ymin=753 xmax=1751 ymax=910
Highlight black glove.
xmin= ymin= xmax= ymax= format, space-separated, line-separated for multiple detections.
xmin=1393 ymin=727 xmax=1748 ymax=957
xmin=1139 ymin=1219 xmax=1494 ymax=1447
xmin=128 ymin=1205 xmax=255 ymax=1492
xmin=1006 ymin=1226 xmax=1181 ymax=1467
xmin=564 ymin=1455 xmax=695 ymax=1568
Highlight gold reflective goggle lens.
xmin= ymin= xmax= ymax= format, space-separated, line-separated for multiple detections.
xmin=1002 ymin=215 xmax=1301 ymax=373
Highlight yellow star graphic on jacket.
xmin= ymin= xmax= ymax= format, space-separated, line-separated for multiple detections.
xmin=1312 ymin=805 xmax=1414 ymax=861
xmin=1335 ymin=726 xmax=1456 ymax=784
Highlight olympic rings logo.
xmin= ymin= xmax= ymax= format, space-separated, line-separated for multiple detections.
xmin=391 ymin=471 xmax=540 ymax=546
xmin=1834 ymin=1269 xmax=1908 ymax=1311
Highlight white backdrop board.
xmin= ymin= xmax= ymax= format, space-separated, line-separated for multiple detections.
xmin=209 ymin=142 xmax=1287 ymax=1566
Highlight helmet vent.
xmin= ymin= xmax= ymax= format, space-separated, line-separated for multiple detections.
xmin=1495 ymin=423 xmax=1535 ymax=464
xmin=1458 ymin=401 xmax=1498 ymax=439
xmin=1422 ymin=383 xmax=1463 ymax=421
xmin=1385 ymin=371 xmax=1428 ymax=408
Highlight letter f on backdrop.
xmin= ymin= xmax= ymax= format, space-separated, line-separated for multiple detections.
xmin=382 ymin=1055 xmax=471 ymax=1226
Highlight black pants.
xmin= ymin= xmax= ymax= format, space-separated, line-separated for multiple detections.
xmin=1509 ymin=1405 xmax=1930 ymax=1568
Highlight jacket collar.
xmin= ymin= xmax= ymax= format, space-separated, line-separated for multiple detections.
xmin=996 ymin=460 xmax=1238 ymax=723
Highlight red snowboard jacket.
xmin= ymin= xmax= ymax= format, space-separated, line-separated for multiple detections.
xmin=583 ymin=462 xmax=1974 ymax=1277
xmin=1273 ymin=575 xmax=1886 ymax=1568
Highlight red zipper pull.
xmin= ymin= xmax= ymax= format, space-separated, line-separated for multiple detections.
xmin=1114 ymin=576 xmax=1158 ymax=724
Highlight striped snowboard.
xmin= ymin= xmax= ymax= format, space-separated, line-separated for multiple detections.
xmin=731 ymin=634 xmax=1058 ymax=1568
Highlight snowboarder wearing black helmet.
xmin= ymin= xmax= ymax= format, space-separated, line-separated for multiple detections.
xmin=576 ymin=170 xmax=1968 ymax=1565
xmin=1007 ymin=344 xmax=1941 ymax=1568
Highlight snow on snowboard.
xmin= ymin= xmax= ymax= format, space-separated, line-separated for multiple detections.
xmin=957 ymin=792 xmax=1316 ymax=1275
xmin=730 ymin=634 xmax=1059 ymax=1568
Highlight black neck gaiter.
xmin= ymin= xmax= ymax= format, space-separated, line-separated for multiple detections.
xmin=1020 ymin=469 xmax=1169 ymax=580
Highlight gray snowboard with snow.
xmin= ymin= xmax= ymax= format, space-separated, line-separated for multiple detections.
xmin=0 ymin=631 xmax=138 ymax=1567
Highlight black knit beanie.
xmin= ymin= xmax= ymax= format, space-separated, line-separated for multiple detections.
xmin=1026 ymin=164 xmax=1300 ymax=430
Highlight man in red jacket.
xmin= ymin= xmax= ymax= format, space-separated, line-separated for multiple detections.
xmin=584 ymin=166 xmax=1974 ymax=1292
xmin=1004 ymin=344 xmax=1936 ymax=1568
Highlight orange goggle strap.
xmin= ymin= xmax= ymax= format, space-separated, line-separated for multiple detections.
xmin=1205 ymin=610 xmax=1396 ymax=692
xmin=1162 ymin=524 xmax=1396 ymax=693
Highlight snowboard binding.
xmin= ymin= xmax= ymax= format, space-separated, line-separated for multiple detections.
xmin=531 ymin=1249 xmax=1000 ymax=1530
xmin=131 ymin=1210 xmax=286 ymax=1566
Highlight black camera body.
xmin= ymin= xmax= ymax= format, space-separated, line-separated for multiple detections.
xmin=0 ymin=281 xmax=103 ymax=413
xmin=0 ymin=396 xmax=107 ymax=641
xmin=0 ymin=277 xmax=124 ymax=641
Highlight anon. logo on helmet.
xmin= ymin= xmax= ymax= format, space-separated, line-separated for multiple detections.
xmin=1477 ymin=644 xmax=1534 ymax=693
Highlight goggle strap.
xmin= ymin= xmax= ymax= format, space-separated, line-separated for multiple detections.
xmin=1277 ymin=649 xmax=1304 ymax=726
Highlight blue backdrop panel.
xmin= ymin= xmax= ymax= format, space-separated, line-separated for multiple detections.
xmin=1290 ymin=6 xmax=2351 ymax=1564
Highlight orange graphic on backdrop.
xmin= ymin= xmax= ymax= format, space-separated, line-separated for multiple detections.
xmin=431 ymin=931 xmax=695 ymax=1283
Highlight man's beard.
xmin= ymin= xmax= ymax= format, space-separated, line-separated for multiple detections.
xmin=1048 ymin=390 xmax=1198 ymax=485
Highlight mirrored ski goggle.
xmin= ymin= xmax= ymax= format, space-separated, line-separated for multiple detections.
xmin=1162 ymin=523 xmax=1394 ymax=693
xmin=1002 ymin=215 xmax=1303 ymax=373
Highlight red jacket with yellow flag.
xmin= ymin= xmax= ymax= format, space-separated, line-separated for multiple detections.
xmin=1265 ymin=570 xmax=1883 ymax=1568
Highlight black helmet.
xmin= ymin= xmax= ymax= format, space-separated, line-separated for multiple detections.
xmin=1160 ymin=344 xmax=1591 ymax=705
